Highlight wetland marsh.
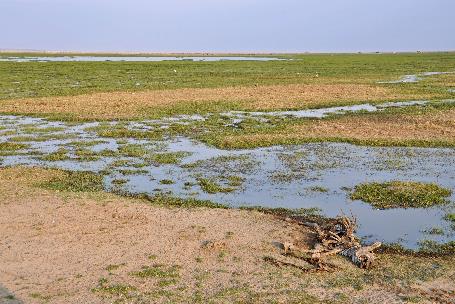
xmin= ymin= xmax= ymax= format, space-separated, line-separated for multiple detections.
xmin=1 ymin=53 xmax=455 ymax=249
xmin=1 ymin=52 xmax=455 ymax=303
xmin=0 ymin=98 xmax=454 ymax=249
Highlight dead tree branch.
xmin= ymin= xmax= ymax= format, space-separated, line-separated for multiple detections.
xmin=278 ymin=215 xmax=381 ymax=271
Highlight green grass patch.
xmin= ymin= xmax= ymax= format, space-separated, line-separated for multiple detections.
xmin=240 ymin=206 xmax=322 ymax=218
xmin=105 ymin=263 xmax=126 ymax=272
xmin=444 ymin=213 xmax=455 ymax=223
xmin=74 ymin=148 xmax=101 ymax=161
xmin=130 ymin=264 xmax=180 ymax=279
xmin=118 ymin=144 xmax=149 ymax=157
xmin=0 ymin=142 xmax=29 ymax=151
xmin=418 ymin=240 xmax=455 ymax=255
xmin=94 ymin=126 xmax=163 ymax=140
xmin=21 ymin=126 xmax=65 ymax=133
xmin=40 ymin=147 xmax=70 ymax=161
xmin=309 ymin=186 xmax=329 ymax=193
xmin=196 ymin=102 xmax=455 ymax=149
xmin=9 ymin=135 xmax=49 ymax=142
xmin=350 ymin=181 xmax=452 ymax=209
xmin=112 ymin=179 xmax=128 ymax=185
xmin=29 ymin=292 xmax=53 ymax=301
xmin=68 ymin=140 xmax=108 ymax=147
xmin=159 ymin=179 xmax=174 ymax=185
xmin=39 ymin=170 xmax=104 ymax=192
xmin=227 ymin=175 xmax=244 ymax=187
xmin=1 ymin=52 xmax=455 ymax=101
xmin=115 ymin=191 xmax=227 ymax=209
xmin=197 ymin=178 xmax=235 ymax=194
xmin=204 ymin=131 xmax=455 ymax=150
xmin=92 ymin=278 xmax=137 ymax=297
xmin=147 ymin=152 xmax=189 ymax=164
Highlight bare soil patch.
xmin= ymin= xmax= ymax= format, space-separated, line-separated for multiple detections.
xmin=0 ymin=167 xmax=312 ymax=303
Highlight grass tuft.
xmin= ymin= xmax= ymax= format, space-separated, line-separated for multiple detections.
xmin=444 ymin=213 xmax=455 ymax=223
xmin=130 ymin=264 xmax=180 ymax=279
xmin=92 ymin=278 xmax=137 ymax=297
xmin=148 ymin=152 xmax=189 ymax=164
xmin=38 ymin=170 xmax=104 ymax=192
xmin=197 ymin=178 xmax=235 ymax=194
xmin=0 ymin=142 xmax=29 ymax=151
xmin=350 ymin=181 xmax=452 ymax=209
xmin=40 ymin=147 xmax=70 ymax=161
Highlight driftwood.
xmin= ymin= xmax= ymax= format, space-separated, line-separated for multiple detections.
xmin=339 ymin=242 xmax=382 ymax=269
xmin=274 ymin=216 xmax=381 ymax=271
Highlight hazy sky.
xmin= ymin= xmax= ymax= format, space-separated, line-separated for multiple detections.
xmin=1 ymin=0 xmax=454 ymax=53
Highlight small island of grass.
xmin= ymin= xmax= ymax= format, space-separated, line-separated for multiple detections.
xmin=350 ymin=181 xmax=452 ymax=209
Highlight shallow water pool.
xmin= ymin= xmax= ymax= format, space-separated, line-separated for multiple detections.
xmin=1 ymin=102 xmax=454 ymax=249
xmin=0 ymin=56 xmax=286 ymax=62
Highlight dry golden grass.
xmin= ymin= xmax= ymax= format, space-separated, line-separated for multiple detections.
xmin=0 ymin=83 xmax=419 ymax=119
xmin=220 ymin=108 xmax=455 ymax=147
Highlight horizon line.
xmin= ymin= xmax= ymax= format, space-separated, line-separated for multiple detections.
xmin=1 ymin=49 xmax=455 ymax=56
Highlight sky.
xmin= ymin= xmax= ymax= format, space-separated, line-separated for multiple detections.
xmin=1 ymin=0 xmax=454 ymax=53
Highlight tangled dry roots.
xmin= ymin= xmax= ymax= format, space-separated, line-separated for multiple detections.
xmin=271 ymin=216 xmax=381 ymax=271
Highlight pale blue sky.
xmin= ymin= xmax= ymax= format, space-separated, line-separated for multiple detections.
xmin=1 ymin=0 xmax=454 ymax=53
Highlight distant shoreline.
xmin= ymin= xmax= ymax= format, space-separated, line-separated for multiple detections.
xmin=1 ymin=49 xmax=454 ymax=56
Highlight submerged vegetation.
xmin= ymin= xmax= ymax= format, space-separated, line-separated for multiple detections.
xmin=197 ymin=178 xmax=235 ymax=194
xmin=148 ymin=152 xmax=189 ymax=164
xmin=239 ymin=206 xmax=322 ymax=218
xmin=351 ymin=181 xmax=452 ymax=209
xmin=196 ymin=175 xmax=245 ymax=194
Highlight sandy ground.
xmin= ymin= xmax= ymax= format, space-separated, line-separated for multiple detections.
xmin=0 ymin=167 xmax=454 ymax=304
xmin=0 ymin=83 xmax=413 ymax=119
xmin=0 ymin=167 xmax=312 ymax=303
